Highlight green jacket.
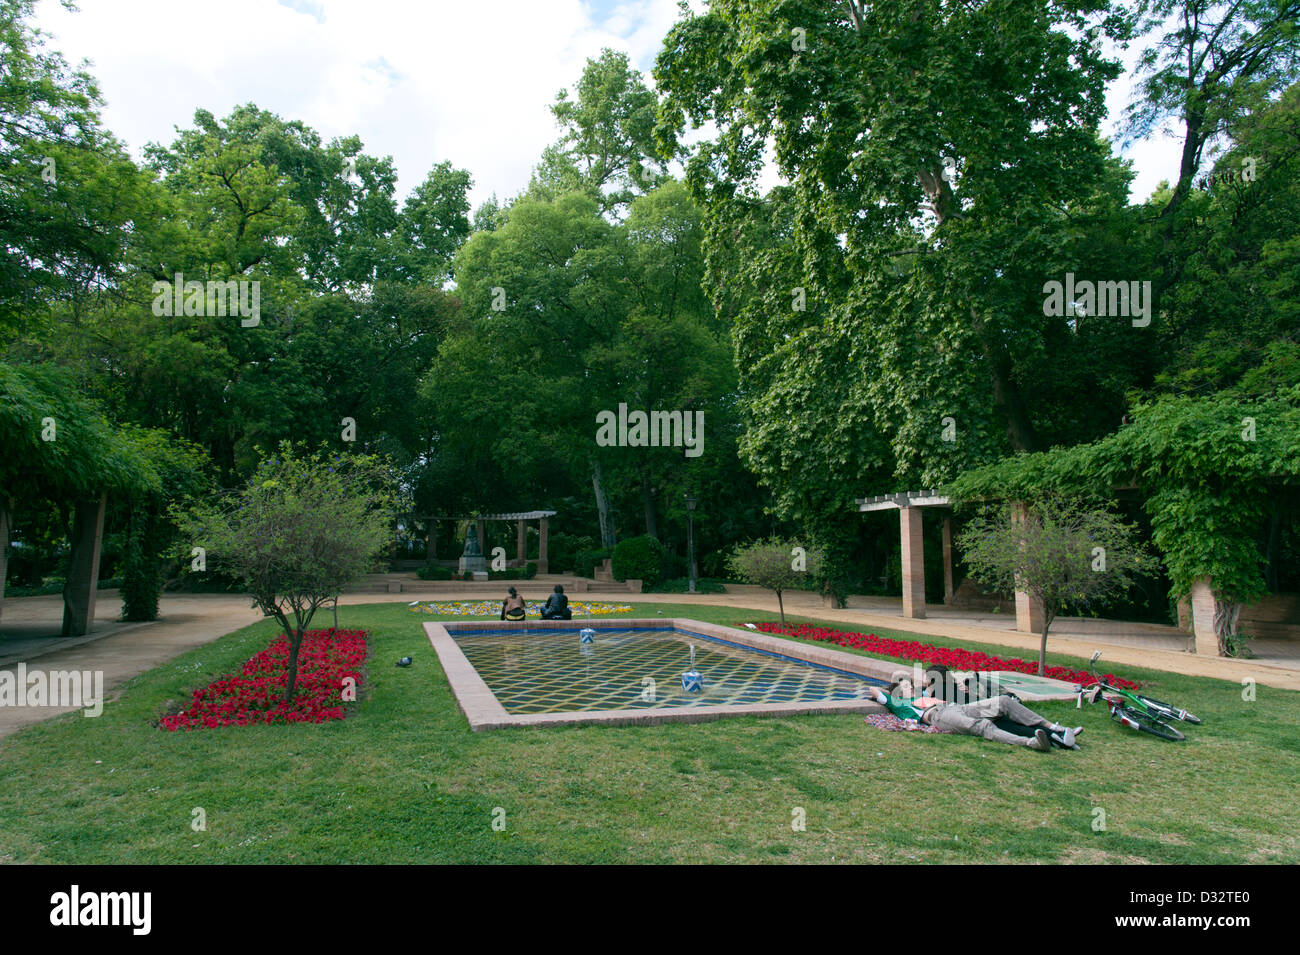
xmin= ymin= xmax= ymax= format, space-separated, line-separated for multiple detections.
xmin=879 ymin=692 xmax=927 ymax=722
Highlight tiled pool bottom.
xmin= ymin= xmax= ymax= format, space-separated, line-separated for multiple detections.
xmin=455 ymin=628 xmax=888 ymax=714
xmin=424 ymin=618 xmax=897 ymax=731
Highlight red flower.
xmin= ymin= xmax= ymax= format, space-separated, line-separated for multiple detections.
xmin=751 ymin=622 xmax=1140 ymax=690
xmin=160 ymin=630 xmax=368 ymax=731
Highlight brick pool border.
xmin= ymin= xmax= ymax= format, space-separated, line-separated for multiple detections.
xmin=423 ymin=617 xmax=903 ymax=731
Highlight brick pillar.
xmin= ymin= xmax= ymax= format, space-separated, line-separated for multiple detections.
xmin=62 ymin=493 xmax=107 ymax=637
xmin=537 ymin=517 xmax=550 ymax=574
xmin=941 ymin=514 xmax=955 ymax=605
xmin=516 ymin=519 xmax=526 ymax=565
xmin=899 ymin=506 xmax=926 ymax=619
xmin=1190 ymin=576 xmax=1220 ymax=656
xmin=1010 ymin=501 xmax=1044 ymax=634
xmin=0 ymin=498 xmax=11 ymax=624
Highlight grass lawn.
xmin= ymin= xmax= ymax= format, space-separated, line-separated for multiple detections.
xmin=1 ymin=601 xmax=1296 ymax=864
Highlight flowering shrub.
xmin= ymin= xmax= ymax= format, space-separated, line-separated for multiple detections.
xmin=753 ymin=622 xmax=1140 ymax=689
xmin=160 ymin=629 xmax=367 ymax=731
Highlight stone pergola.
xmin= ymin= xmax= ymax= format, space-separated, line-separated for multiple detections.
xmin=857 ymin=490 xmax=1048 ymax=636
xmin=857 ymin=490 xmax=961 ymax=620
xmin=858 ymin=490 xmax=1229 ymax=655
xmin=418 ymin=510 xmax=557 ymax=574
xmin=0 ymin=493 xmax=107 ymax=638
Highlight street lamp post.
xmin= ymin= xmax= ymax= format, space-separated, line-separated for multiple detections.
xmin=685 ymin=493 xmax=697 ymax=594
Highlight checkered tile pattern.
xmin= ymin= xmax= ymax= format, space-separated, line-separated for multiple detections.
xmin=455 ymin=628 xmax=884 ymax=714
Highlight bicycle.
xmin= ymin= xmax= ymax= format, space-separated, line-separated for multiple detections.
xmin=1076 ymin=651 xmax=1202 ymax=742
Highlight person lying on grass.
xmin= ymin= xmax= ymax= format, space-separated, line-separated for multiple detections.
xmin=921 ymin=664 xmax=1081 ymax=750
xmin=869 ymin=679 xmax=1081 ymax=752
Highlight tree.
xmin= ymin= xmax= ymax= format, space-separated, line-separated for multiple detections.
xmin=726 ymin=538 xmax=823 ymax=626
xmin=957 ymin=498 xmax=1160 ymax=674
xmin=532 ymin=48 xmax=667 ymax=216
xmin=656 ymin=0 xmax=1137 ymax=491
xmin=177 ymin=445 xmax=395 ymax=702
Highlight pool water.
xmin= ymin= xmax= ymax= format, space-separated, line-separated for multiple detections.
xmin=454 ymin=627 xmax=886 ymax=714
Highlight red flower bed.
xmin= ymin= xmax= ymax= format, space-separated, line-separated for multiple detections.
xmin=753 ymin=622 xmax=1140 ymax=689
xmin=160 ymin=629 xmax=367 ymax=731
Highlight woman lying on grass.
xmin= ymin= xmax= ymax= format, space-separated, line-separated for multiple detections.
xmin=869 ymin=679 xmax=1082 ymax=752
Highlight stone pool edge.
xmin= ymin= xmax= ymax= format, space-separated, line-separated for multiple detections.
xmin=422 ymin=617 xmax=896 ymax=732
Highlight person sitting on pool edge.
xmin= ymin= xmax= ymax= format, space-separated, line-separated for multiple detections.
xmin=539 ymin=584 xmax=571 ymax=620
xmin=869 ymin=679 xmax=1080 ymax=751
xmin=500 ymin=586 xmax=526 ymax=622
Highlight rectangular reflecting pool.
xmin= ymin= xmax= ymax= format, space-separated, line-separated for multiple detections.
xmin=424 ymin=618 xmax=896 ymax=731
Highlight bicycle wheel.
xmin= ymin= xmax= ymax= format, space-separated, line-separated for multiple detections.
xmin=1113 ymin=705 xmax=1185 ymax=741
xmin=1137 ymin=694 xmax=1203 ymax=725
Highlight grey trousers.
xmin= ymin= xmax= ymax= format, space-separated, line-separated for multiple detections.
xmin=926 ymin=696 xmax=1053 ymax=746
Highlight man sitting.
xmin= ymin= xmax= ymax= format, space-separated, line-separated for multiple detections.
xmin=539 ymin=585 xmax=572 ymax=620
xmin=869 ymin=679 xmax=1080 ymax=751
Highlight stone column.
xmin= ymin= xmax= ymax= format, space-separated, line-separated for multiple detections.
xmin=1190 ymin=576 xmax=1221 ymax=656
xmin=537 ymin=516 xmax=550 ymax=574
xmin=62 ymin=493 xmax=107 ymax=637
xmin=1010 ymin=501 xmax=1045 ymax=633
xmin=516 ymin=519 xmax=526 ymax=565
xmin=899 ymin=506 xmax=926 ymax=619
xmin=0 ymin=498 xmax=11 ymax=623
xmin=941 ymin=514 xmax=955 ymax=605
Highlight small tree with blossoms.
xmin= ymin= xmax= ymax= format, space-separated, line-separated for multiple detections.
xmin=177 ymin=443 xmax=396 ymax=702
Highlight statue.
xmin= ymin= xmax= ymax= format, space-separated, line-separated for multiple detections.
xmin=458 ymin=524 xmax=487 ymax=574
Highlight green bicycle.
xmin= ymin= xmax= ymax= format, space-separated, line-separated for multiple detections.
xmin=1077 ymin=651 xmax=1203 ymax=742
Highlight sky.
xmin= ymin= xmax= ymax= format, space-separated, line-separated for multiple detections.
xmin=34 ymin=0 xmax=1185 ymax=212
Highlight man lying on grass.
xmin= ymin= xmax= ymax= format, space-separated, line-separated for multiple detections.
xmin=869 ymin=679 xmax=1081 ymax=752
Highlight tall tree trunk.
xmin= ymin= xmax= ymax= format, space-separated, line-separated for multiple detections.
xmin=1038 ymin=624 xmax=1049 ymax=676
xmin=591 ymin=457 xmax=615 ymax=548
xmin=640 ymin=468 xmax=658 ymax=539
xmin=285 ymin=629 xmax=302 ymax=703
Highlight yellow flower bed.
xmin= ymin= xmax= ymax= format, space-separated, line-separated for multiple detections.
xmin=407 ymin=600 xmax=633 ymax=617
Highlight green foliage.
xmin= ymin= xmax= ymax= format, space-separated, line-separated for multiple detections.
xmin=726 ymin=538 xmax=824 ymax=625
xmin=546 ymin=533 xmax=596 ymax=575
xmin=174 ymin=444 xmax=396 ymax=700
xmin=575 ymin=547 xmax=614 ymax=578
xmin=611 ymin=534 xmax=666 ymax=582
xmin=949 ymin=392 xmax=1300 ymax=604
xmin=958 ymin=498 xmax=1160 ymax=673
xmin=417 ymin=565 xmax=455 ymax=581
